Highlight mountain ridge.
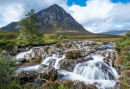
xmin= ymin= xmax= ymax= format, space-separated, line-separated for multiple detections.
xmin=101 ymin=30 xmax=130 ymax=36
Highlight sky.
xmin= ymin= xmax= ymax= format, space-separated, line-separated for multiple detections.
xmin=0 ymin=0 xmax=130 ymax=33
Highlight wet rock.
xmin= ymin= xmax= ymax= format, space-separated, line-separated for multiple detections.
xmin=101 ymin=51 xmax=107 ymax=57
xmin=14 ymin=71 xmax=36 ymax=82
xmin=76 ymin=57 xmax=93 ymax=63
xmin=16 ymin=58 xmax=26 ymax=63
xmin=103 ymin=57 xmax=110 ymax=66
xmin=36 ymin=64 xmax=58 ymax=81
xmin=59 ymin=59 xmax=76 ymax=72
xmin=49 ymin=59 xmax=56 ymax=66
xmin=24 ymin=53 xmax=31 ymax=61
xmin=95 ymin=62 xmax=116 ymax=80
xmin=15 ymin=62 xmax=22 ymax=66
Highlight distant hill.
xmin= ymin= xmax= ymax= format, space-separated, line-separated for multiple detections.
xmin=0 ymin=22 xmax=19 ymax=33
xmin=0 ymin=4 xmax=92 ymax=36
xmin=101 ymin=30 xmax=130 ymax=36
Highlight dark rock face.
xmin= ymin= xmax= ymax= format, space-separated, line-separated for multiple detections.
xmin=35 ymin=4 xmax=88 ymax=32
xmin=59 ymin=59 xmax=76 ymax=72
xmin=36 ymin=64 xmax=58 ymax=81
xmin=16 ymin=58 xmax=26 ymax=63
xmin=59 ymin=57 xmax=93 ymax=72
xmin=14 ymin=71 xmax=36 ymax=82
xmin=0 ymin=4 xmax=91 ymax=35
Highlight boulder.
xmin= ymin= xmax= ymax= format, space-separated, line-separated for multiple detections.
xmin=14 ymin=71 xmax=36 ymax=82
xmin=36 ymin=64 xmax=58 ymax=81
xmin=59 ymin=59 xmax=76 ymax=72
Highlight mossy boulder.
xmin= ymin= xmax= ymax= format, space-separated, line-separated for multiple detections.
xmin=66 ymin=50 xmax=80 ymax=59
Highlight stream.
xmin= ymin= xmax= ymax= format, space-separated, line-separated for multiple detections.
xmin=15 ymin=42 xmax=119 ymax=89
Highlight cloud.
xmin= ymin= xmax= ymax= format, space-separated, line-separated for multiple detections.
xmin=0 ymin=0 xmax=67 ymax=28
xmin=0 ymin=2 xmax=24 ymax=27
xmin=0 ymin=0 xmax=130 ymax=33
xmin=67 ymin=0 xmax=130 ymax=33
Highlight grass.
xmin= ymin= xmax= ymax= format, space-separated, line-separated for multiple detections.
xmin=0 ymin=30 xmax=122 ymax=52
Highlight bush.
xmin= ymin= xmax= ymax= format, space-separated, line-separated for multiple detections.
xmin=44 ymin=46 xmax=50 ymax=54
xmin=40 ymin=80 xmax=97 ymax=89
xmin=54 ymin=43 xmax=62 ymax=48
xmin=66 ymin=50 xmax=81 ymax=59
xmin=0 ymin=54 xmax=21 ymax=88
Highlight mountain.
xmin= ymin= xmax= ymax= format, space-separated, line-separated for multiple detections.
xmin=0 ymin=22 xmax=19 ymax=33
xmin=101 ymin=30 xmax=130 ymax=36
xmin=0 ymin=4 xmax=92 ymax=36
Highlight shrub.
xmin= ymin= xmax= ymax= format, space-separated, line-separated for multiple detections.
xmin=44 ymin=46 xmax=50 ymax=54
xmin=54 ymin=43 xmax=62 ymax=48
xmin=114 ymin=32 xmax=130 ymax=88
xmin=40 ymin=80 xmax=97 ymax=89
xmin=0 ymin=54 xmax=21 ymax=88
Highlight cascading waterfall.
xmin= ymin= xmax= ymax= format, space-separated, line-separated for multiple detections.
xmin=73 ymin=55 xmax=117 ymax=80
xmin=16 ymin=43 xmax=119 ymax=89
xmin=18 ymin=52 xmax=66 ymax=71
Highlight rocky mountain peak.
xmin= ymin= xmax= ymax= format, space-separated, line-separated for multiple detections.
xmin=0 ymin=4 xmax=92 ymax=35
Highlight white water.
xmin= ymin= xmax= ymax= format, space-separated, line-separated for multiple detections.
xmin=16 ymin=44 xmax=119 ymax=89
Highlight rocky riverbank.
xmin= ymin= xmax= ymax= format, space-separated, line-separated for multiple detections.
xmin=1 ymin=40 xmax=120 ymax=88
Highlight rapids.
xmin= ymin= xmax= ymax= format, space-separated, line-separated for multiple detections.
xmin=16 ymin=43 xmax=119 ymax=89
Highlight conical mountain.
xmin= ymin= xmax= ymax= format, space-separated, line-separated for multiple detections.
xmin=0 ymin=4 xmax=92 ymax=36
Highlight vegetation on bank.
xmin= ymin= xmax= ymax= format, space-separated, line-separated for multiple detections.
xmin=114 ymin=32 xmax=130 ymax=88
xmin=0 ymin=54 xmax=21 ymax=89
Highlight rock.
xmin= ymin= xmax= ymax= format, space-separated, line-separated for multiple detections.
xmin=1 ymin=50 xmax=10 ymax=56
xmin=103 ymin=57 xmax=110 ymax=66
xmin=76 ymin=57 xmax=93 ymax=63
xmin=12 ymin=46 xmax=19 ymax=54
xmin=24 ymin=53 xmax=31 ymax=61
xmin=16 ymin=58 xmax=26 ymax=63
xmin=95 ymin=62 xmax=116 ymax=80
xmin=101 ymin=51 xmax=107 ymax=57
xmin=26 ymin=46 xmax=31 ymax=51
xmin=19 ymin=48 xmax=26 ymax=52
xmin=80 ymin=49 xmax=90 ymax=57
xmin=36 ymin=64 xmax=58 ymax=81
xmin=15 ymin=62 xmax=22 ymax=66
xmin=59 ymin=59 xmax=76 ymax=72
xmin=14 ymin=71 xmax=36 ymax=82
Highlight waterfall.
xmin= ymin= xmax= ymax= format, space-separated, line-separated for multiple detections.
xmin=16 ymin=43 xmax=119 ymax=89
xmin=73 ymin=55 xmax=118 ymax=80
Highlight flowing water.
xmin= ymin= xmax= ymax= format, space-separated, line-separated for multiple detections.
xmin=16 ymin=44 xmax=119 ymax=89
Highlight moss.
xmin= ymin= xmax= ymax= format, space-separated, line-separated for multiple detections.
xmin=44 ymin=46 xmax=50 ymax=54
xmin=66 ymin=50 xmax=80 ymax=60
xmin=54 ymin=43 xmax=62 ymax=48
